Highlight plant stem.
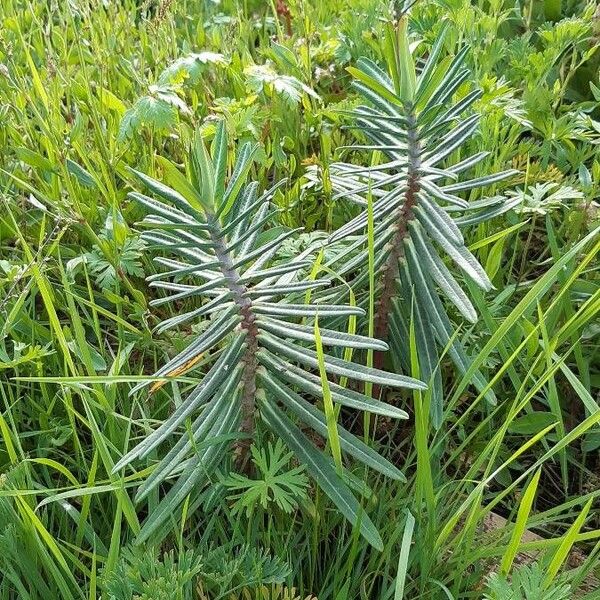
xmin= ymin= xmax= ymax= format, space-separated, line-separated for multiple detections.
xmin=373 ymin=108 xmax=421 ymax=371
xmin=207 ymin=214 xmax=259 ymax=471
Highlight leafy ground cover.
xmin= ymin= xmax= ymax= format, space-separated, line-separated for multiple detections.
xmin=0 ymin=0 xmax=599 ymax=598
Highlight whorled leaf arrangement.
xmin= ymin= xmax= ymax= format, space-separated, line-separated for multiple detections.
xmin=115 ymin=122 xmax=425 ymax=547
xmin=310 ymin=20 xmax=519 ymax=426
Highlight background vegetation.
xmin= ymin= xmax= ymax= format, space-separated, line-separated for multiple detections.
xmin=0 ymin=0 xmax=598 ymax=598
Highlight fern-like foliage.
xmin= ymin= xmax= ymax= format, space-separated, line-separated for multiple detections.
xmin=200 ymin=545 xmax=290 ymax=595
xmin=103 ymin=547 xmax=202 ymax=600
xmin=310 ymin=19 xmax=518 ymax=425
xmin=115 ymin=121 xmax=425 ymax=547
xmin=102 ymin=544 xmax=290 ymax=600
xmin=484 ymin=563 xmax=571 ymax=600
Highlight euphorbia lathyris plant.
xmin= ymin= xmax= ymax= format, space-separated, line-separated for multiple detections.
xmin=115 ymin=122 xmax=425 ymax=547
xmin=312 ymin=17 xmax=518 ymax=425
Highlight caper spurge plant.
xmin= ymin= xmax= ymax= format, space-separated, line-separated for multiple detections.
xmin=116 ymin=122 xmax=425 ymax=547
xmin=314 ymin=19 xmax=519 ymax=425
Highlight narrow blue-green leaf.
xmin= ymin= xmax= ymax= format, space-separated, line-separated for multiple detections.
xmin=261 ymin=397 xmax=383 ymax=550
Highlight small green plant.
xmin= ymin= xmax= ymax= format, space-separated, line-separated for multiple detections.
xmin=244 ymin=63 xmax=320 ymax=107
xmin=118 ymin=84 xmax=192 ymax=141
xmin=198 ymin=545 xmax=291 ymax=598
xmin=102 ymin=547 xmax=202 ymax=600
xmin=508 ymin=182 xmax=584 ymax=215
xmin=119 ymin=51 xmax=229 ymax=141
xmin=67 ymin=211 xmax=145 ymax=290
xmin=158 ymin=52 xmax=228 ymax=87
xmin=484 ymin=563 xmax=571 ymax=600
xmin=102 ymin=545 xmax=290 ymax=600
xmin=222 ymin=439 xmax=309 ymax=516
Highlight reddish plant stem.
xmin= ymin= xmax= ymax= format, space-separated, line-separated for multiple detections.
xmin=276 ymin=0 xmax=293 ymax=37
xmin=373 ymin=109 xmax=421 ymax=375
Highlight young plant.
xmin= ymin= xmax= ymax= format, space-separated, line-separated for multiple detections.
xmin=114 ymin=121 xmax=425 ymax=547
xmin=102 ymin=544 xmax=290 ymax=600
xmin=484 ymin=563 xmax=572 ymax=600
xmin=313 ymin=17 xmax=519 ymax=424
xmin=221 ymin=439 xmax=309 ymax=517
